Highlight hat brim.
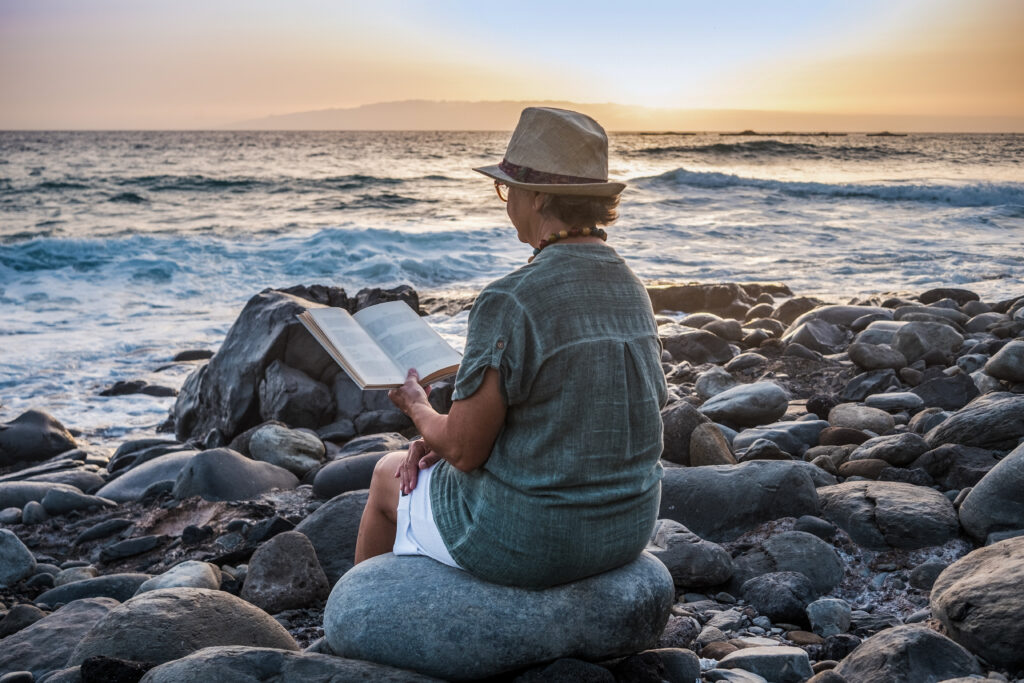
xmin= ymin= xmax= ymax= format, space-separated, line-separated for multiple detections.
xmin=473 ymin=165 xmax=626 ymax=197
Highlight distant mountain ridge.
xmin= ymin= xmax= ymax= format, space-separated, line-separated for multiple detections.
xmin=226 ymin=100 xmax=1024 ymax=133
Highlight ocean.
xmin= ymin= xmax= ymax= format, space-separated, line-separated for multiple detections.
xmin=1 ymin=130 xmax=1022 ymax=446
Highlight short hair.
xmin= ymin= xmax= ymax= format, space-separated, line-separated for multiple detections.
xmin=537 ymin=193 xmax=620 ymax=229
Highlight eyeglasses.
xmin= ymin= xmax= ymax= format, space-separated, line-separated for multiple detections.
xmin=494 ymin=181 xmax=510 ymax=202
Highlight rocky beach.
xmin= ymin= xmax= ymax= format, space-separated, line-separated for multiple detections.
xmin=1 ymin=279 xmax=1023 ymax=682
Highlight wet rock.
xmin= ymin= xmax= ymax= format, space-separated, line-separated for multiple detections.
xmin=0 ymin=529 xmax=37 ymax=587
xmin=782 ymin=319 xmax=849 ymax=354
xmin=985 ymin=339 xmax=1024 ymax=383
xmin=324 ymin=553 xmax=672 ymax=681
xmin=847 ymin=432 xmax=929 ymax=467
xmin=853 ymin=320 xmax=905 ymax=346
xmin=35 ymin=574 xmax=151 ymax=605
xmin=100 ymin=380 xmax=177 ymax=397
xmin=134 ymin=561 xmax=221 ymax=595
xmin=806 ymin=598 xmax=851 ymax=637
xmin=832 ymin=624 xmax=980 ymax=683
xmin=696 ymin=367 xmax=739 ymax=400
xmin=817 ymin=481 xmax=958 ymax=550
xmin=0 ymin=598 xmax=119 ymax=680
xmin=138 ymin=646 xmax=439 ymax=683
xmin=258 ymin=360 xmax=334 ymax=430
xmin=847 ymin=342 xmax=906 ymax=371
xmin=863 ymin=392 xmax=923 ymax=412
xmin=67 ymin=588 xmax=299 ymax=667
xmin=40 ymin=488 xmax=115 ymax=516
xmin=957 ymin=440 xmax=1024 ymax=543
xmin=0 ymin=410 xmax=77 ymax=467
xmin=930 ymin=535 xmax=1024 ymax=669
xmin=661 ymin=401 xmax=712 ymax=466
xmin=660 ymin=461 xmax=820 ymax=542
xmin=699 ymin=382 xmax=789 ymax=429
xmin=892 ymin=322 xmax=963 ymax=364
xmin=925 ymin=392 xmax=1024 ymax=451
xmin=645 ymin=519 xmax=733 ymax=587
xmin=717 ymin=645 xmax=813 ymax=683
xmin=0 ymin=481 xmax=83 ymax=510
xmin=910 ymin=372 xmax=979 ymax=411
xmin=312 ymin=451 xmax=387 ymax=499
xmin=730 ymin=530 xmax=844 ymax=595
xmin=172 ymin=448 xmax=298 ymax=501
xmin=248 ymin=424 xmax=325 ymax=477
xmin=827 ymin=403 xmax=894 ymax=435
xmin=733 ymin=420 xmax=830 ymax=458
xmin=294 ymin=490 xmax=368 ymax=583
xmin=96 ymin=451 xmax=198 ymax=503
xmin=240 ymin=531 xmax=330 ymax=613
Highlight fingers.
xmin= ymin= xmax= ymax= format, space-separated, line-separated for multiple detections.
xmin=419 ymin=450 xmax=441 ymax=469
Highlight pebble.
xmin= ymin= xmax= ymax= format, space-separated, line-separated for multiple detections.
xmin=0 ymin=530 xmax=37 ymax=588
xmin=864 ymin=391 xmax=924 ymax=412
xmin=21 ymin=501 xmax=48 ymax=525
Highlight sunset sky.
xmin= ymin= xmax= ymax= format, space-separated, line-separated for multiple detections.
xmin=1 ymin=0 xmax=1022 ymax=130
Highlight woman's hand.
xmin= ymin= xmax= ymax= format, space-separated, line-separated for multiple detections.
xmin=395 ymin=438 xmax=441 ymax=495
xmin=388 ymin=368 xmax=431 ymax=417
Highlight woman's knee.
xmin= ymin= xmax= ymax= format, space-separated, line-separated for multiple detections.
xmin=370 ymin=451 xmax=405 ymax=492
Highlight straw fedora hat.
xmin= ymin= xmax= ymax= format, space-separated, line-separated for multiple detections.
xmin=474 ymin=107 xmax=626 ymax=196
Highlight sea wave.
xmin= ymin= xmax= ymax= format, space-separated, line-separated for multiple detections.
xmin=627 ymin=139 xmax=923 ymax=161
xmin=637 ymin=167 xmax=1024 ymax=208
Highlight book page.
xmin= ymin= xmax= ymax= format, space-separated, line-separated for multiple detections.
xmin=354 ymin=301 xmax=462 ymax=379
xmin=302 ymin=308 xmax=404 ymax=387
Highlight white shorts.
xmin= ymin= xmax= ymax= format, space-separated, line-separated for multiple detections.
xmin=392 ymin=461 xmax=461 ymax=569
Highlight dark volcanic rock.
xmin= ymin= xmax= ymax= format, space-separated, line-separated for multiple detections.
xmin=312 ymin=451 xmax=386 ymax=499
xmin=240 ymin=531 xmax=330 ymax=613
xmin=36 ymin=574 xmax=151 ymax=605
xmin=729 ymin=530 xmax=844 ymax=595
xmin=741 ymin=571 xmax=816 ymax=623
xmin=172 ymin=448 xmax=298 ymax=501
xmin=0 ymin=410 xmax=76 ymax=467
xmin=910 ymin=372 xmax=979 ymax=411
xmin=294 ymin=490 xmax=369 ymax=584
xmin=645 ymin=519 xmax=733 ymax=588
xmin=258 ymin=360 xmax=334 ymax=430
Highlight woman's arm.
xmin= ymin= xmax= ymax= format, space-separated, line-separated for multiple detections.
xmin=389 ymin=367 xmax=506 ymax=473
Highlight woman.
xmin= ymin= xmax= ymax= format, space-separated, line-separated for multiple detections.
xmin=354 ymin=107 xmax=667 ymax=588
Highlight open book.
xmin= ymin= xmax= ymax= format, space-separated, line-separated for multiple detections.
xmin=297 ymin=300 xmax=462 ymax=390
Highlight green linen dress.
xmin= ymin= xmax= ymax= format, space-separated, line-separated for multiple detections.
xmin=430 ymin=242 xmax=668 ymax=588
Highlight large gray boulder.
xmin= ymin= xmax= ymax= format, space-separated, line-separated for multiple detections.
xmin=817 ymin=481 xmax=959 ymax=550
xmin=258 ymin=360 xmax=335 ymax=430
xmin=891 ymin=321 xmax=963 ymax=363
xmin=96 ymin=451 xmax=198 ymax=502
xmin=660 ymin=461 xmax=820 ymax=542
xmin=930 ymin=536 xmax=1024 ymax=670
xmin=848 ymin=432 xmax=930 ymax=467
xmin=0 ymin=598 xmax=118 ymax=680
xmin=0 ymin=410 xmax=76 ymax=467
xmin=294 ymin=489 xmax=368 ymax=583
xmin=660 ymin=326 xmax=735 ymax=364
xmin=312 ymin=451 xmax=386 ymax=499
xmin=134 ymin=561 xmax=221 ymax=595
xmin=729 ymin=530 xmax=844 ymax=595
xmin=645 ymin=519 xmax=733 ymax=587
xmin=240 ymin=531 xmax=330 ymax=613
xmin=833 ymin=624 xmax=980 ymax=683
xmin=172 ymin=448 xmax=298 ymax=501
xmin=958 ymin=441 xmax=1024 ymax=543
xmin=324 ymin=553 xmax=673 ymax=681
xmin=0 ymin=481 xmax=84 ymax=509
xmin=67 ymin=588 xmax=299 ymax=666
xmin=786 ymin=305 xmax=891 ymax=330
xmin=139 ymin=646 xmax=440 ymax=683
xmin=0 ymin=529 xmax=37 ymax=587
xmin=925 ymin=392 xmax=1024 ymax=451
xmin=985 ymin=339 xmax=1024 ymax=382
xmin=248 ymin=424 xmax=326 ymax=477
xmin=698 ymin=382 xmax=789 ymax=429
xmin=35 ymin=573 xmax=151 ymax=605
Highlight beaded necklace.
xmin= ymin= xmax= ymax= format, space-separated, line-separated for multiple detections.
xmin=528 ymin=226 xmax=607 ymax=263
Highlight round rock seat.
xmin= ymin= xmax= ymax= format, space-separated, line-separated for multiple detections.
xmin=324 ymin=552 xmax=674 ymax=681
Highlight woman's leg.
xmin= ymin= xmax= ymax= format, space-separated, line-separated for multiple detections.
xmin=354 ymin=450 xmax=406 ymax=564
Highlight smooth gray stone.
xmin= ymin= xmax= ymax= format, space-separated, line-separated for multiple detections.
xmin=911 ymin=444 xmax=1001 ymax=490
xmin=96 ymin=451 xmax=197 ymax=502
xmin=35 ymin=573 xmax=150 ymax=605
xmin=911 ymin=372 xmax=979 ymax=411
xmin=724 ymin=352 xmax=767 ymax=373
xmin=806 ymin=597 xmax=852 ymax=637
xmin=729 ymin=530 xmax=843 ymax=595
xmin=331 ymin=432 xmax=408 ymax=459
xmin=892 ymin=321 xmax=963 ymax=363
xmin=0 ymin=604 xmax=46 ymax=638
xmin=324 ymin=553 xmax=673 ymax=681
xmin=732 ymin=420 xmax=830 ymax=458
xmin=40 ymin=488 xmax=114 ymax=515
xmin=847 ymin=342 xmax=907 ymax=371
xmin=817 ymin=481 xmax=958 ymax=550
xmin=848 ymin=432 xmax=929 ymax=467
xmin=930 ymin=536 xmax=1024 ymax=670
xmin=99 ymin=535 xmax=162 ymax=562
xmin=294 ymin=489 xmax=368 ymax=583
xmin=645 ymin=519 xmax=733 ymax=587
xmin=699 ymin=382 xmax=789 ymax=429
xmin=138 ymin=646 xmax=440 ymax=683
xmin=74 ymin=518 xmax=133 ymax=545
xmin=0 ymin=598 xmax=118 ymax=680
xmin=853 ymin=320 xmax=907 ymax=346
xmin=971 ymin=369 xmax=1004 ymax=394
xmin=0 ymin=481 xmax=83 ymax=510
xmin=312 ymin=451 xmax=386 ymax=499
xmin=696 ymin=366 xmax=739 ymax=400
xmin=646 ymin=648 xmax=701 ymax=683
xmin=21 ymin=501 xmax=48 ymax=524
xmin=828 ymin=403 xmax=894 ymax=435
xmin=135 ymin=560 xmax=221 ymax=595
xmin=661 ymin=400 xmax=712 ymax=466
xmin=864 ymin=392 xmax=923 ymax=412
xmin=985 ymin=339 xmax=1024 ymax=382
xmin=833 ymin=624 xmax=980 ymax=683
xmin=23 ymin=468 xmax=106 ymax=493
xmin=660 ymin=461 xmax=820 ymax=542
xmin=925 ymin=392 xmax=1024 ymax=451
xmin=0 ymin=504 xmax=19 ymax=523
xmin=704 ymin=669 xmax=768 ymax=683
xmin=965 ymin=311 xmax=1007 ymax=333
xmin=841 ymin=369 xmax=901 ymax=402
xmin=53 ymin=566 xmax=98 ymax=587
xmin=660 ymin=325 xmax=735 ymax=364
xmin=741 ymin=572 xmax=816 ymax=623
xmin=172 ymin=448 xmax=298 ymax=501
xmin=718 ymin=645 xmax=813 ymax=683
xmin=956 ymin=353 xmax=989 ymax=374
xmin=781 ymin=319 xmax=849 ymax=354
xmin=786 ymin=305 xmax=891 ymax=331
xmin=67 ymin=588 xmax=299 ymax=667
xmin=0 ymin=529 xmax=37 ymax=587
xmin=894 ymin=304 xmax=969 ymax=325
xmin=248 ymin=424 xmax=325 ymax=477
xmin=240 ymin=531 xmax=330 ymax=614
xmin=958 ymin=440 xmax=1024 ymax=542
xmin=0 ymin=410 xmax=77 ymax=467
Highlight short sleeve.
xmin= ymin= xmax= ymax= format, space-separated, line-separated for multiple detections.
xmin=452 ymin=288 xmax=531 ymax=405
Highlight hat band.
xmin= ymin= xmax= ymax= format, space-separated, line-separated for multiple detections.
xmin=498 ymin=159 xmax=606 ymax=185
